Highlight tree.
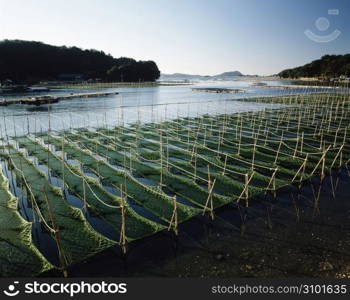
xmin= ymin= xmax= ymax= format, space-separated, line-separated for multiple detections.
xmin=0 ymin=40 xmax=161 ymax=83
xmin=278 ymin=54 xmax=350 ymax=78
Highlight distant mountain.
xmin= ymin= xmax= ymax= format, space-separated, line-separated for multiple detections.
xmin=213 ymin=71 xmax=243 ymax=78
xmin=160 ymin=70 xmax=243 ymax=81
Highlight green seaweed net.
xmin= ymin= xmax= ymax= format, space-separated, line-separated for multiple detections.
xmin=0 ymin=92 xmax=349 ymax=277
xmin=0 ymin=146 xmax=116 ymax=271
xmin=14 ymin=136 xmax=165 ymax=241
xmin=0 ymin=164 xmax=53 ymax=276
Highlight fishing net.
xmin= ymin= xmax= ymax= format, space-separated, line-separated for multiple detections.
xmin=0 ymin=147 xmax=116 ymax=270
xmin=15 ymin=136 xmax=165 ymax=241
xmin=0 ymin=165 xmax=53 ymax=276
xmin=37 ymin=135 xmax=199 ymax=222
xmin=0 ymin=92 xmax=349 ymax=277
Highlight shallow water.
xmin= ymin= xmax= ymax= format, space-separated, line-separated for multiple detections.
xmin=0 ymin=80 xmax=333 ymax=137
xmin=66 ymin=166 xmax=350 ymax=278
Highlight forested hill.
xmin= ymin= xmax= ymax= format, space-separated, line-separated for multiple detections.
xmin=278 ymin=54 xmax=350 ymax=79
xmin=0 ymin=40 xmax=160 ymax=83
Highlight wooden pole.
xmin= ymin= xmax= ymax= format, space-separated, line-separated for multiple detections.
xmin=119 ymin=184 xmax=127 ymax=254
xmin=44 ymin=188 xmax=68 ymax=278
xmin=274 ymin=133 xmax=283 ymax=164
xmin=238 ymin=129 xmax=242 ymax=155
xmin=293 ymin=137 xmax=299 ymax=158
xmin=222 ymin=154 xmax=228 ymax=176
xmin=251 ymin=134 xmax=257 ymax=171
xmin=61 ymin=135 xmax=65 ymax=189
xmin=168 ymin=195 xmax=178 ymax=235
xmin=300 ymin=131 xmax=304 ymax=153
xmin=160 ymin=130 xmax=163 ymax=189
xmin=244 ymin=173 xmax=249 ymax=206
xmin=202 ymin=178 xmax=216 ymax=220
xmin=82 ymin=178 xmax=87 ymax=212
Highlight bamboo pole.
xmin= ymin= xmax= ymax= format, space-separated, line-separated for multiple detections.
xmin=293 ymin=136 xmax=299 ymax=158
xmin=119 ymin=184 xmax=127 ymax=254
xmin=330 ymin=144 xmax=344 ymax=170
xmin=43 ymin=188 xmax=68 ymax=278
xmin=61 ymin=134 xmax=65 ymax=189
xmin=238 ymin=129 xmax=242 ymax=155
xmin=244 ymin=173 xmax=249 ymax=206
xmin=306 ymin=148 xmax=330 ymax=203
xmin=251 ymin=134 xmax=257 ymax=171
xmin=300 ymin=131 xmax=304 ymax=153
xmin=82 ymin=177 xmax=87 ymax=212
xmin=159 ymin=130 xmax=163 ymax=189
xmin=333 ymin=128 xmax=339 ymax=147
xmin=199 ymin=165 xmax=214 ymax=218
xmin=236 ymin=172 xmax=254 ymax=207
xmin=202 ymin=178 xmax=216 ymax=220
xmin=222 ymin=154 xmax=228 ymax=176
xmin=168 ymin=195 xmax=178 ymax=235
xmin=265 ymin=168 xmax=278 ymax=198
xmin=274 ymin=133 xmax=283 ymax=164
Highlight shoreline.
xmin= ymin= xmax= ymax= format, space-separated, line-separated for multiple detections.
xmin=45 ymin=81 xmax=192 ymax=89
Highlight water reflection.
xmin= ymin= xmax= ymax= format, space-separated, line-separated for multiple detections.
xmin=0 ymin=80 xmax=337 ymax=137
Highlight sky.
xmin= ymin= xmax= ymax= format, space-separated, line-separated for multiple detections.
xmin=0 ymin=0 xmax=349 ymax=75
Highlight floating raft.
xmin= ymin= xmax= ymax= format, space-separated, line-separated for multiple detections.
xmin=192 ymin=88 xmax=246 ymax=93
xmin=0 ymin=91 xmax=118 ymax=106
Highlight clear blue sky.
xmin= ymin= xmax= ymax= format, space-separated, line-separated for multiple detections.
xmin=0 ymin=0 xmax=349 ymax=75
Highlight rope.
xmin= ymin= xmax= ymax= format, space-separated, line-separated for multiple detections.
xmin=30 ymin=135 xmax=122 ymax=210
xmin=4 ymin=151 xmax=57 ymax=234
